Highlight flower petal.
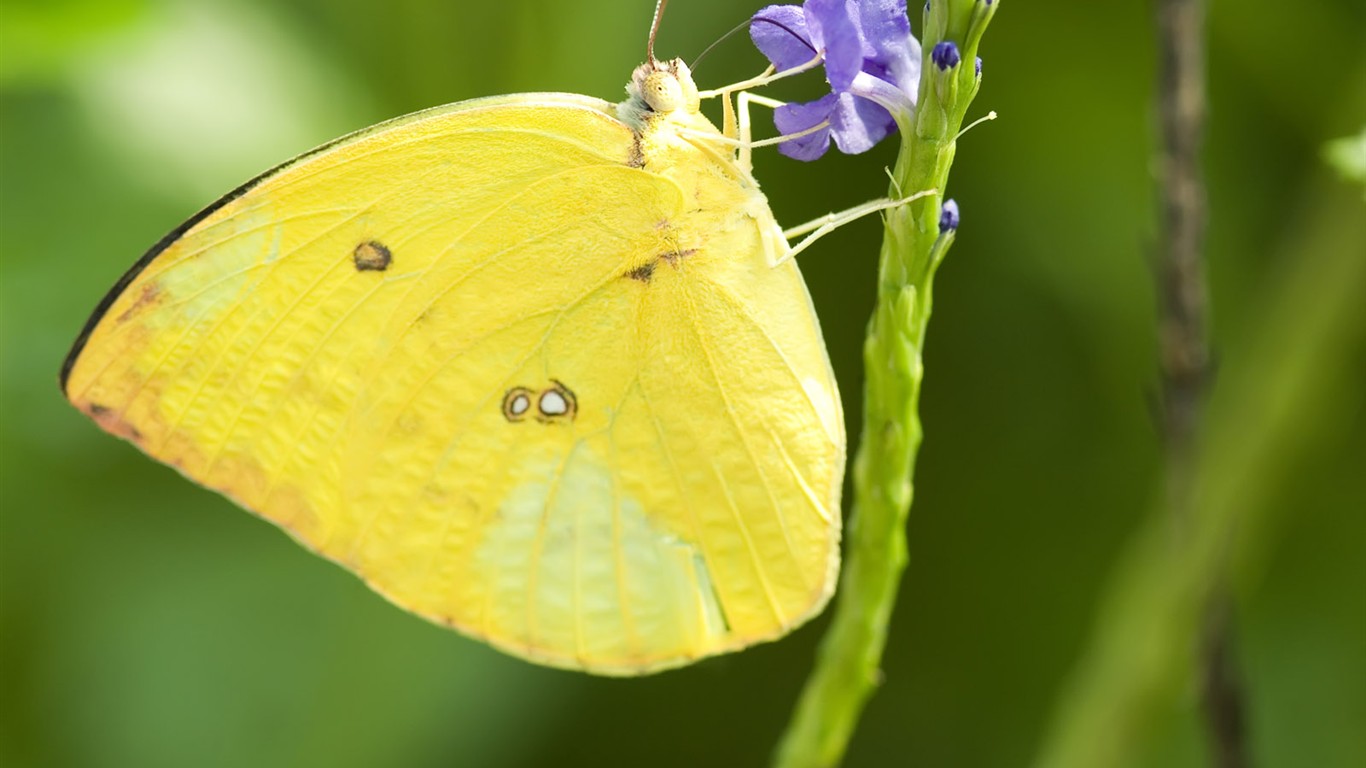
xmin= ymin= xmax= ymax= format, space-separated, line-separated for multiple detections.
xmin=803 ymin=0 xmax=863 ymax=92
xmin=856 ymin=0 xmax=911 ymax=58
xmin=750 ymin=5 xmax=817 ymax=74
xmin=857 ymin=0 xmax=921 ymax=98
xmin=754 ymin=0 xmax=923 ymax=161
xmin=848 ymin=69 xmax=915 ymax=118
xmin=774 ymin=94 xmax=837 ymax=161
xmin=828 ymin=91 xmax=895 ymax=154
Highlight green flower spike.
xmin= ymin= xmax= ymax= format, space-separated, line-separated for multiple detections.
xmin=758 ymin=2 xmax=1000 ymax=766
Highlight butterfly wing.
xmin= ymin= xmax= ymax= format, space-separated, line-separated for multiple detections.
xmin=62 ymin=93 xmax=843 ymax=673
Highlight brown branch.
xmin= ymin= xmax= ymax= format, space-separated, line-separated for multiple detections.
xmin=1155 ymin=1 xmax=1248 ymax=766
xmin=1156 ymin=0 xmax=1208 ymax=442
xmin=1201 ymin=592 xmax=1250 ymax=768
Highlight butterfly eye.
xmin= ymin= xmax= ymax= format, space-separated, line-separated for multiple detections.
xmin=501 ymin=387 xmax=534 ymax=422
xmin=641 ymin=71 xmax=684 ymax=113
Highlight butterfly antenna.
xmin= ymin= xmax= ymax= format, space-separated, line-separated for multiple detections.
xmin=690 ymin=17 xmax=752 ymax=72
xmin=648 ymin=0 xmax=668 ymax=63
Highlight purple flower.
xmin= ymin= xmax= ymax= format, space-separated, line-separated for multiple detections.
xmin=750 ymin=0 xmax=921 ymax=160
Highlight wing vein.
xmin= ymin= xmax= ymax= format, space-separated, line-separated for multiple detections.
xmin=681 ymin=282 xmax=807 ymax=617
xmin=698 ymin=276 xmax=839 ymax=446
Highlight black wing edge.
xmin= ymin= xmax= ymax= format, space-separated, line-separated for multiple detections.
xmin=56 ymin=112 xmax=420 ymax=398
xmin=59 ymin=173 xmax=257 ymax=397
xmin=57 ymin=94 xmax=622 ymax=398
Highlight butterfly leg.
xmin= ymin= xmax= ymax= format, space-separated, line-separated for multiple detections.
xmin=735 ymin=91 xmax=786 ymax=174
xmin=677 ymin=100 xmax=826 ymax=171
xmin=722 ymin=87 xmax=738 ymax=143
xmin=772 ymin=190 xmax=939 ymax=267
xmin=714 ymin=82 xmax=780 ymax=172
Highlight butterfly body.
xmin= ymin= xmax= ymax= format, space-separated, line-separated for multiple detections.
xmin=63 ymin=59 xmax=844 ymax=674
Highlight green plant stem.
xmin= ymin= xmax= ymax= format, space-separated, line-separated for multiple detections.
xmin=773 ymin=4 xmax=995 ymax=766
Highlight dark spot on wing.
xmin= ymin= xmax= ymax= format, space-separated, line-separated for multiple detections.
xmin=537 ymin=380 xmax=577 ymax=423
xmin=662 ymin=247 xmax=697 ymax=266
xmin=502 ymin=387 xmax=534 ymax=422
xmin=353 ymin=240 xmax=392 ymax=271
xmin=86 ymin=402 xmax=144 ymax=443
xmin=624 ymin=247 xmax=699 ymax=283
xmin=625 ymin=261 xmax=657 ymax=282
xmin=504 ymin=382 xmax=578 ymax=423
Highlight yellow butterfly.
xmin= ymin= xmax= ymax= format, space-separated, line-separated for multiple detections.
xmin=61 ymin=23 xmax=853 ymax=675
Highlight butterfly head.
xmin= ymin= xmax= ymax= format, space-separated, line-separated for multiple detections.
xmin=621 ymin=58 xmax=700 ymax=128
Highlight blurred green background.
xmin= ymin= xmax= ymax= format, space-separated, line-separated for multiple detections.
xmin=2 ymin=1 xmax=1363 ymax=766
